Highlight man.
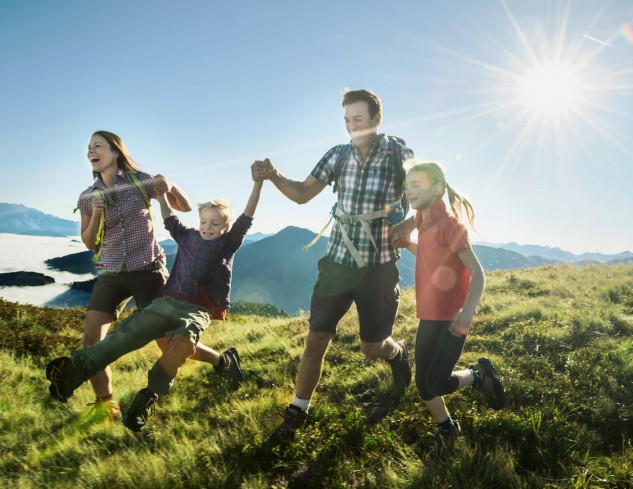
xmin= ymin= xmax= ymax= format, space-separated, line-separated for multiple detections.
xmin=252 ymin=88 xmax=414 ymax=443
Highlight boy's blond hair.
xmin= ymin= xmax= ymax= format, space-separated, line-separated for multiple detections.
xmin=198 ymin=199 xmax=234 ymax=230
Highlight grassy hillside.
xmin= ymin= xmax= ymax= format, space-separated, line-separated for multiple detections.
xmin=1 ymin=264 xmax=632 ymax=488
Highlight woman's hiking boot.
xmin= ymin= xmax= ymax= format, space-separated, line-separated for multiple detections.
xmin=46 ymin=356 xmax=85 ymax=402
xmin=264 ymin=405 xmax=308 ymax=446
xmin=122 ymin=388 xmax=158 ymax=432
xmin=214 ymin=347 xmax=243 ymax=390
xmin=471 ymin=357 xmax=506 ymax=410
xmin=388 ymin=340 xmax=412 ymax=389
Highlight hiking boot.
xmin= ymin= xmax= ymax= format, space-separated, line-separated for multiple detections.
xmin=215 ymin=347 xmax=243 ymax=390
xmin=46 ymin=356 xmax=84 ymax=402
xmin=122 ymin=388 xmax=158 ymax=432
xmin=84 ymin=398 xmax=122 ymax=422
xmin=388 ymin=340 xmax=412 ymax=389
xmin=264 ymin=405 xmax=308 ymax=446
xmin=438 ymin=419 xmax=462 ymax=438
xmin=472 ymin=357 xmax=506 ymax=410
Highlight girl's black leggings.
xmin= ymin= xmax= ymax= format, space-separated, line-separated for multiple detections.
xmin=414 ymin=319 xmax=467 ymax=401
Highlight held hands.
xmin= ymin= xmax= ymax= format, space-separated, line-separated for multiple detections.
xmin=251 ymin=158 xmax=274 ymax=182
xmin=391 ymin=232 xmax=410 ymax=249
xmin=389 ymin=217 xmax=416 ymax=248
xmin=153 ymin=174 xmax=172 ymax=195
xmin=449 ymin=308 xmax=475 ymax=337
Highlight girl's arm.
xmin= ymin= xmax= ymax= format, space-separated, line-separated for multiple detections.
xmin=449 ymin=248 xmax=485 ymax=337
xmin=391 ymin=232 xmax=417 ymax=255
xmin=243 ymin=180 xmax=263 ymax=218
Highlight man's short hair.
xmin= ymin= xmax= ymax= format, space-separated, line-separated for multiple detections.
xmin=341 ymin=88 xmax=382 ymax=120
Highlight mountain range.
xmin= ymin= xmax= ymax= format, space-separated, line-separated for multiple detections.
xmin=0 ymin=203 xmax=80 ymax=237
xmin=3 ymin=203 xmax=632 ymax=313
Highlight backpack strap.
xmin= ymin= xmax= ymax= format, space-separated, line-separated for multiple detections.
xmin=331 ymin=144 xmax=351 ymax=194
xmin=92 ymin=189 xmax=106 ymax=263
xmin=128 ymin=171 xmax=155 ymax=224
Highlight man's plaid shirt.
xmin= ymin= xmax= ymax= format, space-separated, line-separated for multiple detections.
xmin=311 ymin=134 xmax=414 ymax=268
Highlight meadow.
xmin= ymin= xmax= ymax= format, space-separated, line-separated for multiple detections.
xmin=1 ymin=264 xmax=632 ymax=488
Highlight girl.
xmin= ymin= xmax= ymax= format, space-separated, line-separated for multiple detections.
xmin=394 ymin=162 xmax=505 ymax=436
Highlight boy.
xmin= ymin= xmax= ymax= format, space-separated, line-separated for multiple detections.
xmin=46 ymin=178 xmax=263 ymax=431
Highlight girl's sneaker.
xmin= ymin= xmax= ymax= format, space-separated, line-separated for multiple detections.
xmin=472 ymin=357 xmax=506 ymax=410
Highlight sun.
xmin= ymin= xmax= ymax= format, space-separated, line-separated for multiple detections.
xmin=516 ymin=60 xmax=586 ymax=121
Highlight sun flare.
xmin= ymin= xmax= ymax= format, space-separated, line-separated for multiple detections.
xmin=516 ymin=60 xmax=586 ymax=120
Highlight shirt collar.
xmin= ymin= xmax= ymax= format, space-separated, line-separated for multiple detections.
xmin=90 ymin=169 xmax=125 ymax=191
xmin=420 ymin=199 xmax=449 ymax=230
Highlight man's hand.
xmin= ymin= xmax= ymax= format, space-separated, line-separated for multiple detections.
xmin=251 ymin=159 xmax=274 ymax=182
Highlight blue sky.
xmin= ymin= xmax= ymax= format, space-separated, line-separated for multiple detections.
xmin=1 ymin=0 xmax=632 ymax=254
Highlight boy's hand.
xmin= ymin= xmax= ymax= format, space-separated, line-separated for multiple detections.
xmin=153 ymin=174 xmax=171 ymax=195
xmin=251 ymin=159 xmax=274 ymax=181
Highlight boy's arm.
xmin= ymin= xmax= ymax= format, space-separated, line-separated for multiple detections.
xmin=449 ymin=248 xmax=485 ymax=337
xmin=243 ymin=180 xmax=264 ymax=218
xmin=158 ymin=193 xmax=176 ymax=220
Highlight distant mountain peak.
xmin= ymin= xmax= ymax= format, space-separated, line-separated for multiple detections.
xmin=0 ymin=202 xmax=80 ymax=237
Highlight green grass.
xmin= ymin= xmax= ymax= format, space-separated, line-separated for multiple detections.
xmin=1 ymin=264 xmax=632 ymax=488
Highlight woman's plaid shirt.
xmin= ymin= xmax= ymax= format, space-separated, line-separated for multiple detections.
xmin=77 ymin=170 xmax=163 ymax=272
xmin=310 ymin=134 xmax=414 ymax=268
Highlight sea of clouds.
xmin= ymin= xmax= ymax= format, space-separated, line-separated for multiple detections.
xmin=0 ymin=233 xmax=95 ymax=306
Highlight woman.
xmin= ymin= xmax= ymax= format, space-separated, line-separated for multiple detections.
xmin=77 ymin=130 xmax=217 ymax=420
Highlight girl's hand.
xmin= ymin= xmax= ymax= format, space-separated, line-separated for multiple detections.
xmin=449 ymin=308 xmax=474 ymax=337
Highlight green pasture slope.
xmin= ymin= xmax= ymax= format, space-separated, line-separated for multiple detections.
xmin=1 ymin=264 xmax=632 ymax=488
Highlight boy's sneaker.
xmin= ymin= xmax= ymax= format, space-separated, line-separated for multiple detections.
xmin=472 ymin=357 xmax=506 ymax=410
xmin=388 ymin=340 xmax=412 ymax=389
xmin=46 ymin=356 xmax=84 ymax=402
xmin=264 ymin=404 xmax=308 ymax=446
xmin=215 ymin=347 xmax=243 ymax=390
xmin=84 ymin=398 xmax=122 ymax=422
xmin=122 ymin=388 xmax=158 ymax=432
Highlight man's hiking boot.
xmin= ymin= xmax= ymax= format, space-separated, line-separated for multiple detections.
xmin=388 ymin=340 xmax=412 ymax=389
xmin=84 ymin=398 xmax=122 ymax=422
xmin=264 ymin=404 xmax=308 ymax=446
xmin=46 ymin=356 xmax=84 ymax=402
xmin=472 ymin=357 xmax=506 ymax=410
xmin=122 ymin=388 xmax=158 ymax=432
xmin=215 ymin=347 xmax=243 ymax=390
